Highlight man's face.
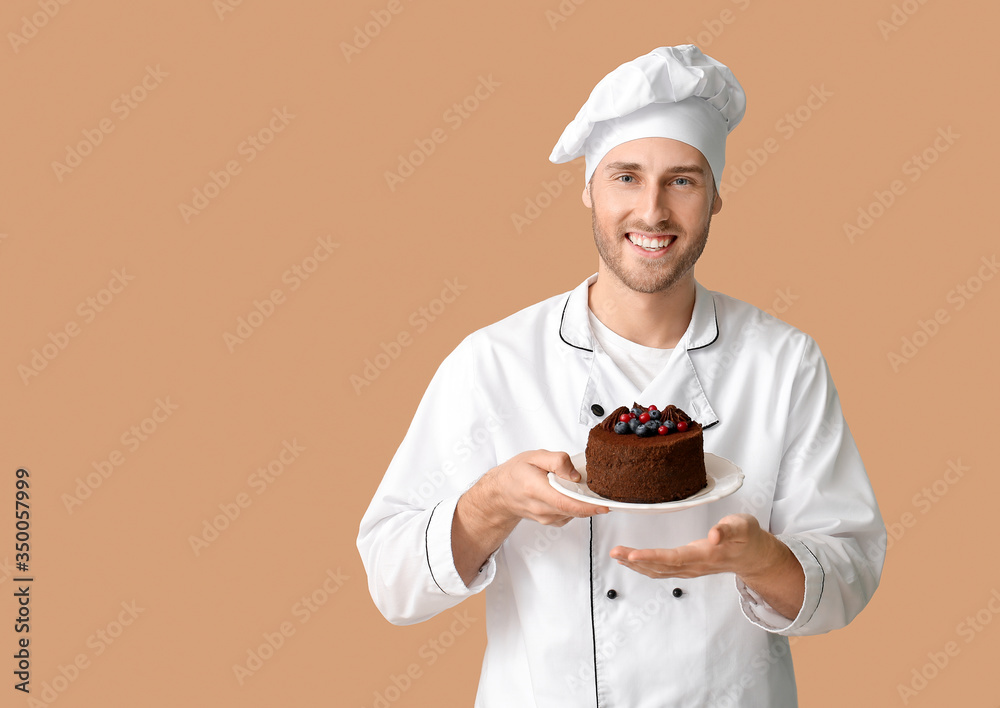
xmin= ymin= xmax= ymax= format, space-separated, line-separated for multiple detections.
xmin=583 ymin=137 xmax=723 ymax=295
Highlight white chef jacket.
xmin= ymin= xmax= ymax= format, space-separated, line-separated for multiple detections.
xmin=357 ymin=274 xmax=885 ymax=707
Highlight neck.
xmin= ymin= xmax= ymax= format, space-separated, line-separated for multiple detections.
xmin=587 ymin=266 xmax=696 ymax=349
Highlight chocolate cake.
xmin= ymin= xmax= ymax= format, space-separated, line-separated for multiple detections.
xmin=585 ymin=403 xmax=707 ymax=503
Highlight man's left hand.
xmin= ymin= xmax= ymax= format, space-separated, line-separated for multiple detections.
xmin=610 ymin=513 xmax=805 ymax=620
xmin=610 ymin=513 xmax=768 ymax=579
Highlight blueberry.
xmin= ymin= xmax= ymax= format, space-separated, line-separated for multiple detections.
xmin=629 ymin=418 xmax=640 ymax=432
xmin=630 ymin=407 xmax=642 ymax=418
xmin=649 ymin=409 xmax=661 ymax=420
xmin=614 ymin=421 xmax=631 ymax=435
xmin=662 ymin=420 xmax=676 ymax=432
xmin=636 ymin=425 xmax=655 ymax=437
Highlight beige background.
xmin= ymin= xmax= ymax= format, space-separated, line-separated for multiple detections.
xmin=2 ymin=0 xmax=998 ymax=706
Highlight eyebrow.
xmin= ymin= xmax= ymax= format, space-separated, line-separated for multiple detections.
xmin=603 ymin=161 xmax=706 ymax=176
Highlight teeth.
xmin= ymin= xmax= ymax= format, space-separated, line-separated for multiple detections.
xmin=628 ymin=233 xmax=671 ymax=250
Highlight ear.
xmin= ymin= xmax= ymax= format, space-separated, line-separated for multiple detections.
xmin=582 ymin=182 xmax=593 ymax=208
xmin=711 ymin=188 xmax=723 ymax=215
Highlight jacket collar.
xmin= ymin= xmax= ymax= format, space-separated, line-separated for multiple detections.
xmin=560 ymin=273 xmax=721 ymax=429
xmin=558 ymin=274 xmax=719 ymax=353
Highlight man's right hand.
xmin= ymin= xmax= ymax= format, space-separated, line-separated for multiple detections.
xmin=452 ymin=450 xmax=609 ymax=586
xmin=484 ymin=449 xmax=610 ymax=526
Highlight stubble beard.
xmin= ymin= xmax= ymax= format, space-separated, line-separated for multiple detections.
xmin=590 ymin=189 xmax=713 ymax=295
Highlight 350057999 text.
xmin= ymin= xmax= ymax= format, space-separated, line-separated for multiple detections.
xmin=13 ymin=467 xmax=32 ymax=694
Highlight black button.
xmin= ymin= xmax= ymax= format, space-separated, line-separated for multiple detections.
xmin=672 ymin=588 xmax=683 ymax=598
xmin=591 ymin=404 xmax=605 ymax=417
xmin=606 ymin=589 xmax=617 ymax=600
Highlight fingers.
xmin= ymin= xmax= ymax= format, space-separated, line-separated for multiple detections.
xmin=611 ymin=547 xmax=685 ymax=577
xmin=540 ymin=490 xmax=609 ymax=519
xmin=527 ymin=452 xmax=607 ymax=517
xmin=499 ymin=449 xmax=609 ymax=523
xmin=613 ymin=545 xmax=688 ymax=564
xmin=610 ymin=545 xmax=676 ymax=564
xmin=519 ymin=475 xmax=607 ymax=521
xmin=610 ymin=542 xmax=718 ymax=578
xmin=615 ymin=558 xmax=699 ymax=579
xmin=616 ymin=560 xmax=660 ymax=579
xmin=609 ymin=545 xmax=635 ymax=561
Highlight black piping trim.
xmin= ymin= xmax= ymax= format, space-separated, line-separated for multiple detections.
xmin=703 ymin=420 xmax=720 ymax=431
xmin=589 ymin=517 xmax=599 ymax=707
xmin=559 ymin=294 xmax=594 ymax=353
xmin=685 ymin=295 xmax=720 ymax=352
xmin=425 ymin=501 xmax=448 ymax=595
xmin=797 ymin=540 xmax=825 ymax=626
xmin=561 ymin=290 xmax=719 ymax=354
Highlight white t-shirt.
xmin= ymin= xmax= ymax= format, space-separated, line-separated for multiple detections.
xmin=587 ymin=307 xmax=673 ymax=390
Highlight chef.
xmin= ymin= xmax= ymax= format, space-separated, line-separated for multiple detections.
xmin=357 ymin=45 xmax=885 ymax=707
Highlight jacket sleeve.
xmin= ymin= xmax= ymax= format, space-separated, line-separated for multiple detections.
xmin=737 ymin=335 xmax=886 ymax=635
xmin=356 ymin=332 xmax=501 ymax=625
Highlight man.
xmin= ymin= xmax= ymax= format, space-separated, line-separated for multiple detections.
xmin=358 ymin=45 xmax=885 ymax=706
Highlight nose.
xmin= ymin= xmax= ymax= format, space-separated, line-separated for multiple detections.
xmin=636 ymin=183 xmax=671 ymax=229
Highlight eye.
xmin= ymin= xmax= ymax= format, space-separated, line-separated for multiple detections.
xmin=673 ymin=177 xmax=691 ymax=186
xmin=617 ymin=174 xmax=636 ymax=183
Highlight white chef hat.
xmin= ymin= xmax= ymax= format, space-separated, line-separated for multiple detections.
xmin=549 ymin=45 xmax=746 ymax=192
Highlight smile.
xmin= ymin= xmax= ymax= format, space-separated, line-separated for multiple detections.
xmin=626 ymin=232 xmax=676 ymax=251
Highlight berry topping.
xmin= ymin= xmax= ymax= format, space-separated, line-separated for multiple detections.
xmin=603 ymin=403 xmax=698 ymax=438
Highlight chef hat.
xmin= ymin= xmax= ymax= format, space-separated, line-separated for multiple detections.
xmin=549 ymin=45 xmax=746 ymax=191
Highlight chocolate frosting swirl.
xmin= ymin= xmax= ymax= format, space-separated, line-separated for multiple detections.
xmin=599 ymin=403 xmax=696 ymax=431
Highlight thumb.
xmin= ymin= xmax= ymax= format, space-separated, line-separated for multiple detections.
xmin=531 ymin=450 xmax=581 ymax=482
xmin=711 ymin=514 xmax=753 ymax=545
